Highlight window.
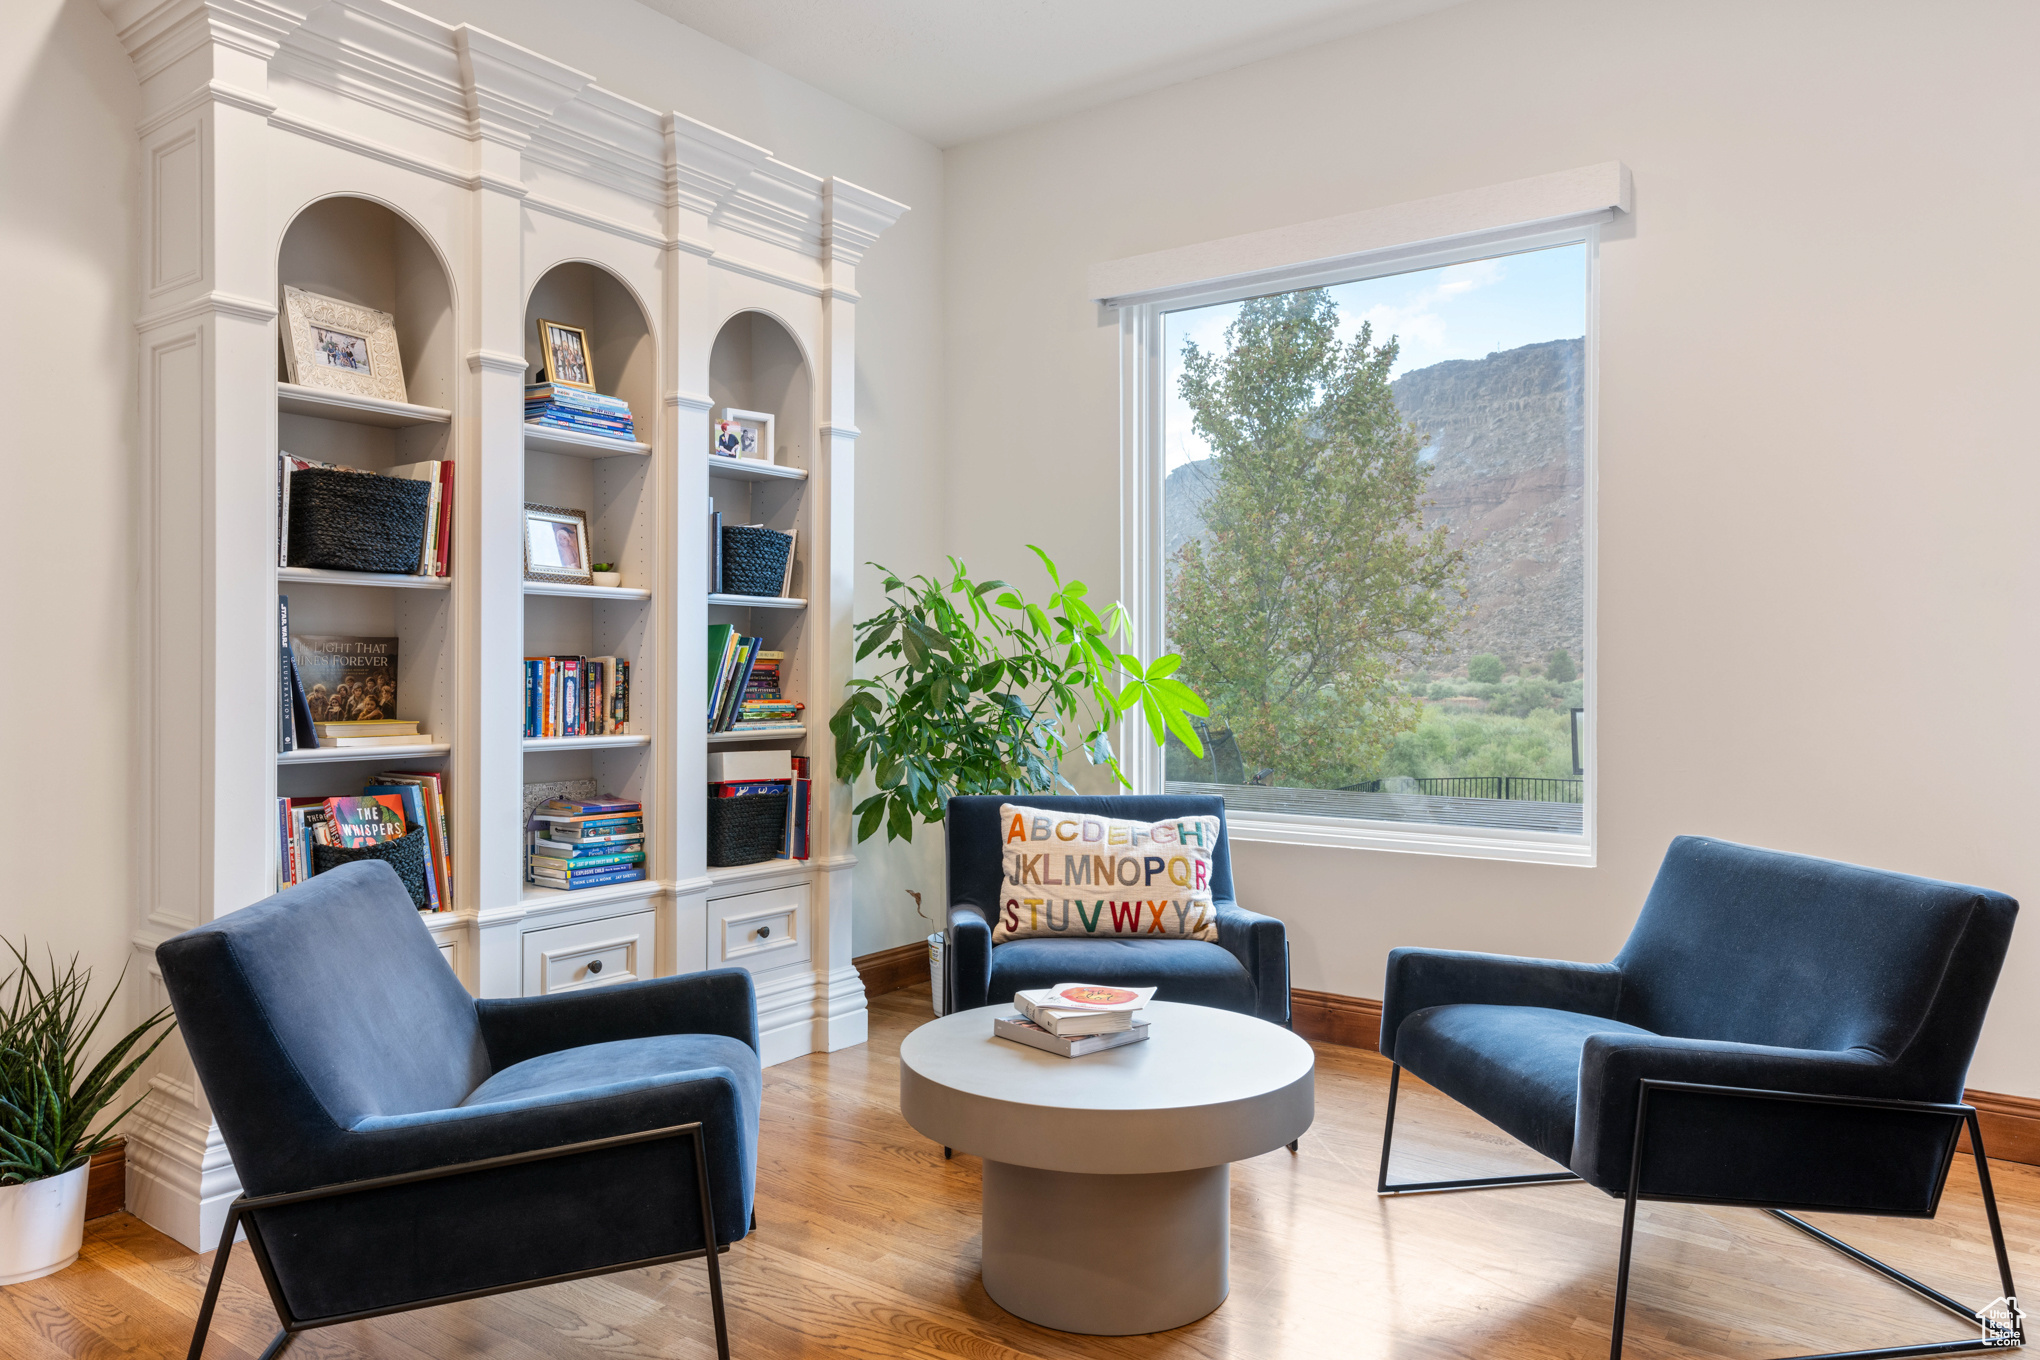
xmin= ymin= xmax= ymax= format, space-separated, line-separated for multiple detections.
xmin=1125 ymin=231 xmax=1596 ymax=863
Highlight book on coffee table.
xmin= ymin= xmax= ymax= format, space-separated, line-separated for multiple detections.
xmin=994 ymin=1014 xmax=1151 ymax=1057
xmin=1014 ymin=983 xmax=1158 ymax=1037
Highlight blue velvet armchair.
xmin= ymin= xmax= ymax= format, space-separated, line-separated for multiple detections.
xmin=943 ymin=794 xmax=1289 ymax=1024
xmin=156 ymin=861 xmax=759 ymax=1360
xmin=1378 ymin=835 xmax=2022 ymax=1360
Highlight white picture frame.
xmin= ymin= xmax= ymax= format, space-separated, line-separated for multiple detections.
xmin=279 ymin=286 xmax=408 ymax=404
xmin=714 ymin=407 xmax=775 ymax=464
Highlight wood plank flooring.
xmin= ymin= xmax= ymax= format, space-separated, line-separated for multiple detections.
xmin=6 ymin=984 xmax=2035 ymax=1360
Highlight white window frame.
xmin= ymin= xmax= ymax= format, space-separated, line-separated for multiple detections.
xmin=1110 ymin=203 xmax=1610 ymax=868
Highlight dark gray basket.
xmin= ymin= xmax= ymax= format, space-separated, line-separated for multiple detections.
xmin=719 ymin=525 xmax=792 ymax=596
xmin=707 ymin=789 xmax=789 ymax=867
xmin=288 ymin=469 xmax=432 ymax=574
xmin=311 ymin=827 xmax=431 ymax=910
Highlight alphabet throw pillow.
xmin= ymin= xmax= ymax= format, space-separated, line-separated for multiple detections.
xmin=992 ymin=803 xmax=1221 ymax=944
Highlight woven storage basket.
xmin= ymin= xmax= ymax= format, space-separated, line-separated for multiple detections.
xmin=719 ymin=525 xmax=793 ymax=596
xmin=288 ymin=468 xmax=432 ymax=574
xmin=312 ymin=828 xmax=431 ymax=910
xmin=707 ymin=789 xmax=789 ymax=867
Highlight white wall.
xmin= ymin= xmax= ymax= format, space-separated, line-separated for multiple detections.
xmin=940 ymin=0 xmax=2040 ymax=1094
xmin=0 ymin=0 xmax=140 ymax=998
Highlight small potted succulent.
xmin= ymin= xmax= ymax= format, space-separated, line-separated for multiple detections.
xmin=591 ymin=562 xmax=622 ymax=589
xmin=0 ymin=942 xmax=175 ymax=1284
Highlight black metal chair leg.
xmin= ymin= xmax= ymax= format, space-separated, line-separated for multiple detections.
xmin=1377 ymin=1061 xmax=1580 ymax=1195
xmin=255 ymin=1329 xmax=293 ymax=1360
xmin=943 ymin=1146 xmax=952 ymax=1159
xmin=1607 ymin=1083 xmax=2025 ymax=1360
xmin=1288 ymin=1140 xmax=1299 ymax=1153
xmin=1608 ymin=1086 xmax=1649 ymax=1360
xmin=185 ymin=1204 xmax=244 ymax=1360
xmin=690 ymin=1128 xmax=732 ymax=1360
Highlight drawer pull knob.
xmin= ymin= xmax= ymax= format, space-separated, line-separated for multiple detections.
xmin=588 ymin=959 xmax=603 ymax=974
xmin=757 ymin=926 xmax=771 ymax=939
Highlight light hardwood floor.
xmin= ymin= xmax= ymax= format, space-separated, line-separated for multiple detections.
xmin=6 ymin=985 xmax=2035 ymax=1360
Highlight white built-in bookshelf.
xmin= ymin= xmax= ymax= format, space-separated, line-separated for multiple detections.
xmin=115 ymin=0 xmax=905 ymax=1251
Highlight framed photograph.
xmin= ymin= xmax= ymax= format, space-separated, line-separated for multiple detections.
xmin=536 ymin=318 xmax=596 ymax=391
xmin=523 ymin=503 xmax=594 ymax=585
xmin=280 ymin=286 xmax=408 ymax=404
xmin=715 ymin=407 xmax=775 ymax=464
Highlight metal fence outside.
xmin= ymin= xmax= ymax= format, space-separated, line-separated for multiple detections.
xmin=1342 ymin=775 xmax=1583 ymax=804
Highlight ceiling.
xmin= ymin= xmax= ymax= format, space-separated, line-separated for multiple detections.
xmin=633 ymin=0 xmax=1472 ymax=147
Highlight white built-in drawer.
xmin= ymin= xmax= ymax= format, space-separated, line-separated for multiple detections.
xmin=713 ymin=884 xmax=810 ymax=975
xmin=522 ymin=909 xmax=655 ymax=995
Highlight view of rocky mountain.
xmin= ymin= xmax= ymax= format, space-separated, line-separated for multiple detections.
xmin=1164 ymin=336 xmax=1585 ymax=677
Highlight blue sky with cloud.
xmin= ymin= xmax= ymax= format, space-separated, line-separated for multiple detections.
xmin=1163 ymin=242 xmax=1586 ymax=470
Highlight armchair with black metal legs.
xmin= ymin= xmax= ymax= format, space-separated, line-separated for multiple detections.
xmin=156 ymin=861 xmax=762 ymax=1360
xmin=1376 ymin=835 xmax=2023 ymax=1360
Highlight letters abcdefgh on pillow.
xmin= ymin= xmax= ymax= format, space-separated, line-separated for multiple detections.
xmin=992 ymin=803 xmax=1220 ymax=944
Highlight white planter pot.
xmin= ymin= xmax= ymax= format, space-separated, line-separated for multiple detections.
xmin=0 ymin=1163 xmax=89 ymax=1285
xmin=591 ymin=571 xmax=621 ymax=588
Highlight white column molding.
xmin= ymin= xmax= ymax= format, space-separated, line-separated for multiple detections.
xmin=804 ymin=177 xmax=907 ymax=1052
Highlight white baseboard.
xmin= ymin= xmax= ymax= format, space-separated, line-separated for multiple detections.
xmin=817 ymin=963 xmax=869 ymax=1052
xmin=123 ymin=1075 xmax=242 ymax=1251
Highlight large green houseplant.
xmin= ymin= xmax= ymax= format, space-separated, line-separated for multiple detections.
xmin=831 ymin=547 xmax=1207 ymax=843
xmin=0 ymin=941 xmax=176 ymax=1284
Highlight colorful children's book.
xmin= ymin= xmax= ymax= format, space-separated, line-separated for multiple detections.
xmin=321 ymin=794 xmax=407 ymax=849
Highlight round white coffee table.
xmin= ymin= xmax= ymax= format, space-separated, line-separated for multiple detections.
xmin=898 ymin=999 xmax=1313 ymax=1335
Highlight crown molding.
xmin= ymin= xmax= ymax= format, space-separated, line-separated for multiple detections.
xmin=663 ymin=111 xmax=773 ymax=220
xmin=712 ymin=158 xmax=825 ymax=256
xmin=102 ymin=0 xmax=916 ymax=285
xmin=103 ymin=0 xmax=313 ymax=83
xmin=454 ymin=26 xmax=591 ymax=148
xmin=823 ymin=176 xmax=909 ymax=265
xmin=819 ymin=423 xmax=861 ymax=442
xmin=274 ymin=0 xmax=472 ymax=140
xmin=666 ymin=392 xmax=715 ymax=413
xmin=527 ymin=84 xmax=666 ymax=204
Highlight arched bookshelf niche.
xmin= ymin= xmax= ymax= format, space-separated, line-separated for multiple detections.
xmin=520 ymin=262 xmax=660 ymax=902
xmin=274 ymin=196 xmax=458 ymax=848
xmin=703 ymin=310 xmax=815 ymax=836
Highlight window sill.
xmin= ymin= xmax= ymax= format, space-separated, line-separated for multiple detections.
xmin=1224 ymin=809 xmax=1594 ymax=868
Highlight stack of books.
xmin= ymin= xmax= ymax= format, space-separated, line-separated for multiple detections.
xmin=276 ymin=776 xmax=452 ymax=913
xmin=525 ymin=384 xmax=635 ymax=441
xmin=526 ymin=796 xmax=646 ymax=891
xmin=996 ymin=983 xmax=1156 ymax=1058
xmin=524 ymin=655 xmax=630 ymax=738
xmin=732 ymin=649 xmax=802 ymax=732
xmin=315 ymin=719 xmax=426 ymax=748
